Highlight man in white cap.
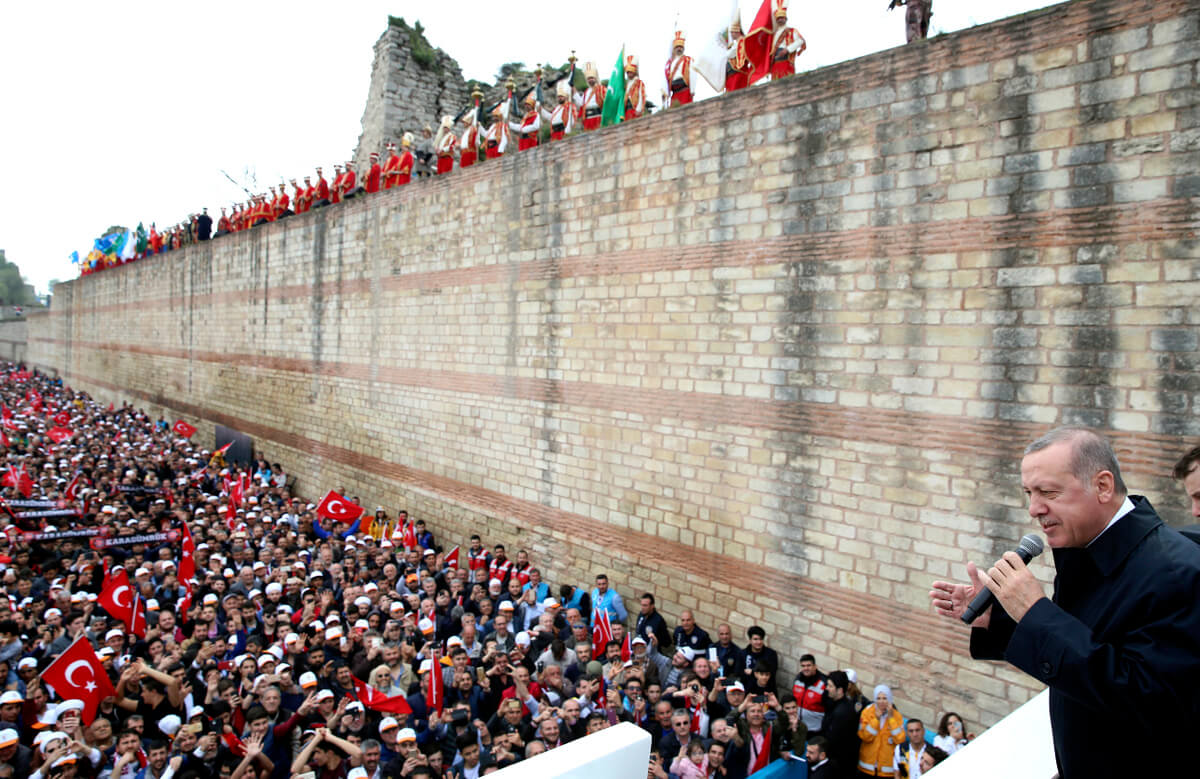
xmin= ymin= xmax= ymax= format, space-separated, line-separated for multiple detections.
xmin=434 ymin=116 xmax=458 ymax=174
xmin=542 ymin=80 xmax=577 ymax=141
xmin=575 ymin=62 xmax=606 ymax=131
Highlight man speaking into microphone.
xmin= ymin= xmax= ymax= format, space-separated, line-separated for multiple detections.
xmin=930 ymin=427 xmax=1200 ymax=777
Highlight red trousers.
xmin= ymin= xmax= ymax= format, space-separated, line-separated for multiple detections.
xmin=518 ymin=136 xmax=538 ymax=151
xmin=583 ymin=116 xmax=601 ymax=131
xmin=460 ymin=150 xmax=477 ymax=168
xmin=624 ymin=109 xmax=640 ymax=120
xmin=437 ymin=156 xmax=453 ymax=174
xmin=725 ymin=73 xmax=748 ymax=92
xmin=486 ymin=146 xmax=502 ymax=159
xmin=670 ymin=88 xmax=693 ymax=106
xmin=770 ymin=61 xmax=794 ymax=79
xmin=550 ymin=130 xmax=565 ymax=141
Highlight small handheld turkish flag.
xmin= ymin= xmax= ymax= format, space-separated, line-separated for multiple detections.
xmin=352 ymin=675 xmax=413 ymax=715
xmin=444 ymin=545 xmax=460 ymax=570
xmin=63 ymin=472 xmax=83 ymax=501
xmin=99 ymin=567 xmax=136 ymax=625
xmin=39 ymin=635 xmax=116 ymax=725
xmin=47 ymin=426 xmax=73 ymax=444
xmin=316 ymin=490 xmax=365 ymax=523
xmin=173 ymin=420 xmax=197 ymax=438
xmin=54 ymin=412 xmax=71 ymax=427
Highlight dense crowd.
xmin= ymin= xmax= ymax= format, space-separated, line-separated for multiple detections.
xmin=0 ymin=363 xmax=970 ymax=778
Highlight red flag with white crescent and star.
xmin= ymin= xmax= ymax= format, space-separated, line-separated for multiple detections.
xmin=99 ymin=567 xmax=135 ymax=625
xmin=172 ymin=420 xmax=197 ymax=438
xmin=593 ymin=608 xmax=614 ymax=651
xmin=352 ymin=675 xmax=413 ymax=715
xmin=179 ymin=520 xmax=196 ymax=583
xmin=444 ymin=545 xmax=460 ymax=570
xmin=63 ymin=472 xmax=83 ymax=502
xmin=316 ymin=490 xmax=365 ymax=524
xmin=39 ymin=635 xmax=116 ymax=724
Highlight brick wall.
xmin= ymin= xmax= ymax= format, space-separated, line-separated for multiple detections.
xmin=29 ymin=0 xmax=1200 ymax=727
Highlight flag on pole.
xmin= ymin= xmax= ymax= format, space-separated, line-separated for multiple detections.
xmin=444 ymin=545 xmax=460 ymax=570
xmin=99 ymin=567 xmax=136 ymax=625
xmin=172 ymin=420 xmax=197 ymax=438
xmin=426 ymin=650 xmax=444 ymax=717
xmin=352 ymin=675 xmax=413 ymax=715
xmin=592 ymin=608 xmax=614 ymax=650
xmin=744 ymin=0 xmax=776 ymax=84
xmin=601 ymin=46 xmax=627 ymax=127
xmin=316 ymin=490 xmax=365 ymax=524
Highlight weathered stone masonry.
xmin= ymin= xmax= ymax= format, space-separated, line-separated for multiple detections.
xmin=15 ymin=0 xmax=1200 ymax=727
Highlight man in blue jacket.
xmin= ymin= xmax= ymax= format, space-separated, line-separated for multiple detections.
xmin=931 ymin=427 xmax=1200 ymax=777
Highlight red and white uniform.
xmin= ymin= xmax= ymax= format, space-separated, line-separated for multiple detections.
xmin=770 ymin=26 xmax=805 ymax=79
xmin=511 ymin=108 xmax=541 ymax=151
xmin=383 ymin=152 xmax=401 ymax=189
xmin=436 ymin=130 xmax=457 ymax=174
xmin=489 ymin=557 xmax=514 ymax=583
xmin=459 ymin=123 xmax=481 ymax=167
xmin=467 ymin=546 xmax=490 ymax=583
xmin=665 ymin=54 xmax=693 ymax=106
xmin=726 ymin=38 xmax=752 ymax=92
xmin=542 ymin=100 xmax=576 ymax=140
xmin=484 ymin=117 xmax=509 ymax=159
xmin=366 ymin=161 xmax=382 ymax=193
xmin=624 ymin=78 xmax=645 ymax=119
xmin=575 ymin=84 xmax=606 ymax=131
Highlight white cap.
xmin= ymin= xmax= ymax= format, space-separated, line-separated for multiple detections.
xmin=0 ymin=691 xmax=23 ymax=704
xmin=379 ymin=716 xmax=399 ymax=732
xmin=515 ymin=631 xmax=531 ymax=647
xmin=158 ymin=714 xmax=182 ymax=737
xmin=314 ymin=689 xmax=334 ymax=701
xmin=299 ymin=671 xmax=318 ymax=688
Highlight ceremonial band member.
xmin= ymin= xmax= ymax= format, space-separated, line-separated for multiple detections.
xmin=435 ymin=115 xmax=457 ymax=174
xmin=543 ymin=80 xmax=576 ymax=140
xmin=330 ymin=165 xmax=344 ymax=204
xmin=396 ymin=134 xmax=415 ymax=185
xmin=624 ymin=55 xmax=646 ymax=119
xmin=382 ymin=142 xmax=402 ymax=189
xmin=725 ymin=20 xmax=752 ymax=92
xmin=769 ymin=0 xmax=806 ymax=80
xmin=313 ymin=167 xmax=331 ymax=207
xmin=512 ymin=93 xmax=541 ymax=151
xmin=301 ymin=176 xmax=315 ymax=213
xmin=459 ymin=105 xmax=482 ymax=168
xmin=484 ymin=106 xmax=510 ymax=159
xmin=340 ymin=160 xmax=359 ymax=198
xmin=216 ymin=207 xmax=232 ymax=236
xmin=665 ymin=30 xmax=693 ymax=106
xmin=575 ymin=62 xmax=606 ymax=131
xmin=366 ymin=152 xmax=382 ymax=193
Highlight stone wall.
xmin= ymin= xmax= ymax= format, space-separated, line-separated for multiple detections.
xmin=31 ymin=0 xmax=1200 ymax=727
xmin=353 ymin=17 xmax=470 ymax=172
xmin=0 ymin=320 xmax=27 ymax=363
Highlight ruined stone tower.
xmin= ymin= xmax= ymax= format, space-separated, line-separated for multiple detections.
xmin=353 ymin=17 xmax=470 ymax=171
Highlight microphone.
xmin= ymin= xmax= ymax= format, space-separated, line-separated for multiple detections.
xmin=961 ymin=534 xmax=1045 ymax=624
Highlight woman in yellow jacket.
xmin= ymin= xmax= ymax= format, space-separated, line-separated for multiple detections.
xmin=858 ymin=684 xmax=906 ymax=776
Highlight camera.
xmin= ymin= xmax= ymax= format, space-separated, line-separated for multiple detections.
xmin=452 ymin=709 xmax=470 ymax=726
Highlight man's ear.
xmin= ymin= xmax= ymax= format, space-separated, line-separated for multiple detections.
xmin=1094 ymin=470 xmax=1117 ymax=503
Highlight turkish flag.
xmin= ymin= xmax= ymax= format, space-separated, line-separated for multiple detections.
xmin=744 ymin=0 xmax=776 ymax=84
xmin=352 ymin=675 xmax=412 ymax=715
xmin=172 ymin=420 xmax=197 ymax=438
xmin=0 ymin=431 xmax=8 ymax=449
xmin=593 ymin=609 xmax=614 ymax=651
xmin=39 ymin=635 xmax=116 ymax=724
xmin=99 ymin=567 xmax=136 ymax=625
xmin=128 ymin=596 xmax=147 ymax=639
xmin=3 ymin=466 xmax=33 ymax=498
xmin=178 ymin=521 xmax=196 ymax=583
xmin=316 ymin=490 xmax=365 ymax=524
xmin=402 ymin=519 xmax=417 ymax=550
xmin=54 ymin=412 xmax=71 ymax=427
xmin=63 ymin=472 xmax=83 ymax=501
xmin=444 ymin=545 xmax=460 ymax=570
xmin=47 ymin=426 xmax=74 ymax=444
xmin=621 ymin=633 xmax=632 ymax=663
xmin=427 ymin=648 xmax=445 ymax=717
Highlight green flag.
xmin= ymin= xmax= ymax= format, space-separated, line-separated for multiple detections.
xmin=601 ymin=46 xmax=626 ymax=127
xmin=135 ymin=222 xmax=148 ymax=254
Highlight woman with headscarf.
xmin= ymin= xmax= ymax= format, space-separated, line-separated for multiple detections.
xmin=857 ymin=684 xmax=905 ymax=776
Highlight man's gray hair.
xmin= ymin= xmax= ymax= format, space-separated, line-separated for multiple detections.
xmin=1025 ymin=427 xmax=1127 ymax=495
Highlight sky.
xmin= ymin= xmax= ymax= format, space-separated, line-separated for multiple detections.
xmin=0 ymin=0 xmax=1057 ymax=296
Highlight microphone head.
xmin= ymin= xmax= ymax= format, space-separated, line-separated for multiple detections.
xmin=1017 ymin=534 xmax=1045 ymax=558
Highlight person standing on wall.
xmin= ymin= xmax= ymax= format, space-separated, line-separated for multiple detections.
xmin=930 ymin=427 xmax=1200 ymax=777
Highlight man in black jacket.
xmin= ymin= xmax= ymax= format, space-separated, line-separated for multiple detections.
xmin=635 ymin=593 xmax=671 ymax=649
xmin=931 ymin=427 xmax=1200 ymax=778
xmin=821 ymin=671 xmax=859 ymax=779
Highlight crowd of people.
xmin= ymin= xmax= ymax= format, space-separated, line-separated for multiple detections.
xmin=0 ymin=360 xmax=974 ymax=779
